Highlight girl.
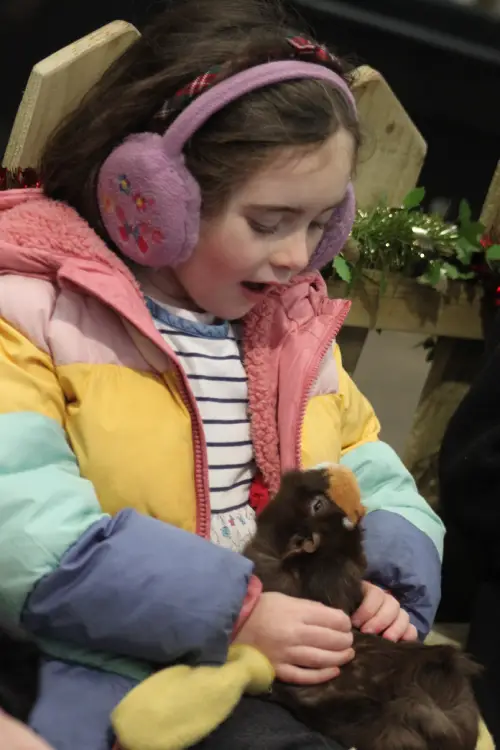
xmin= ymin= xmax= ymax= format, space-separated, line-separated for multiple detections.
xmin=0 ymin=1 xmax=444 ymax=748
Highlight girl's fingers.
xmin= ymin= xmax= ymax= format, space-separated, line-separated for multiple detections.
xmin=401 ymin=623 xmax=419 ymax=642
xmin=351 ymin=582 xmax=384 ymax=628
xmin=276 ymin=663 xmax=340 ymax=686
xmin=381 ymin=609 xmax=411 ymax=642
xmin=289 ymin=645 xmax=355 ymax=670
xmin=361 ymin=595 xmax=401 ymax=635
xmin=302 ymin=600 xmax=352 ymax=632
xmin=297 ymin=624 xmax=354 ymax=652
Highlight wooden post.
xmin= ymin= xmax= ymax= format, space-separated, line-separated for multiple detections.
xmin=351 ymin=66 xmax=427 ymax=209
xmin=481 ymin=159 xmax=500 ymax=234
xmin=2 ymin=21 xmax=139 ymax=169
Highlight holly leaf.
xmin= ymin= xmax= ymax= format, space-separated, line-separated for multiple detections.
xmin=443 ymin=262 xmax=461 ymax=280
xmin=424 ymin=262 xmax=443 ymax=287
xmin=486 ymin=244 xmax=500 ymax=262
xmin=403 ymin=187 xmax=426 ymax=210
xmin=457 ymin=200 xmax=484 ymax=244
xmin=455 ymin=237 xmax=476 ymax=265
xmin=333 ymin=255 xmax=352 ymax=282
xmin=459 ymin=220 xmax=485 ymax=246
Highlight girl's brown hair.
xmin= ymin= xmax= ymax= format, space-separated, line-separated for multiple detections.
xmin=41 ymin=0 xmax=360 ymax=235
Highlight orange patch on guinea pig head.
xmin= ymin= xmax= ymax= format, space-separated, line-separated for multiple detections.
xmin=324 ymin=465 xmax=365 ymax=525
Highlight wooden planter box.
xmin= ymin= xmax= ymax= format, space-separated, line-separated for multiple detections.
xmin=328 ymin=270 xmax=484 ymax=340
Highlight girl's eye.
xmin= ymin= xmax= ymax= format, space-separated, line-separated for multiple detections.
xmin=310 ymin=221 xmax=327 ymax=232
xmin=248 ymin=219 xmax=278 ymax=236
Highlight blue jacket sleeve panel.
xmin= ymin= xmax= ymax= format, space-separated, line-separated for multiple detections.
xmin=0 ymin=410 xmax=252 ymax=667
xmin=29 ymin=658 xmax=136 ymax=750
xmin=22 ymin=508 xmax=254 ymax=666
xmin=340 ymin=440 xmax=445 ymax=638
xmin=361 ymin=509 xmax=441 ymax=638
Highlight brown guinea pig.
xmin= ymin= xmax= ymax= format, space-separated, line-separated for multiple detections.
xmin=244 ymin=467 xmax=481 ymax=750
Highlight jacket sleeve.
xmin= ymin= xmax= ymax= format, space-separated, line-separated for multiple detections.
xmin=0 ymin=316 xmax=259 ymax=668
xmin=334 ymin=345 xmax=445 ymax=638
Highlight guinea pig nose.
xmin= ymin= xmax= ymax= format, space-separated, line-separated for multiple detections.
xmin=342 ymin=517 xmax=355 ymax=530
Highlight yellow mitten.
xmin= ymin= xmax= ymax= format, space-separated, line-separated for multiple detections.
xmin=478 ymin=718 xmax=496 ymax=750
xmin=112 ymin=644 xmax=274 ymax=750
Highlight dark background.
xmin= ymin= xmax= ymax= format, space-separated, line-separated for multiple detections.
xmin=1 ymin=0 xmax=499 ymax=218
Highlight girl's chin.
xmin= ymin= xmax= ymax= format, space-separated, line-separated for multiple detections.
xmin=201 ymin=296 xmax=256 ymax=321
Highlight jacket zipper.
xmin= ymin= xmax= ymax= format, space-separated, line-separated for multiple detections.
xmin=294 ymin=305 xmax=351 ymax=470
xmin=171 ymin=366 xmax=211 ymax=539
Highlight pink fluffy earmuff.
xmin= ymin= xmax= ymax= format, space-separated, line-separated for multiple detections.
xmin=97 ymin=60 xmax=357 ymax=270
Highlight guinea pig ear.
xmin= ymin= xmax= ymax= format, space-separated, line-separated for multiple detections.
xmin=324 ymin=465 xmax=366 ymax=526
xmin=285 ymin=532 xmax=321 ymax=557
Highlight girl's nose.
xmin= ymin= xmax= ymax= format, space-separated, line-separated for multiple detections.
xmin=270 ymin=234 xmax=311 ymax=274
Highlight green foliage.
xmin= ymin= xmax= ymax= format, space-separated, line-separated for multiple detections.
xmin=329 ymin=189 xmax=493 ymax=293
xmin=486 ymin=245 xmax=500 ymax=261
xmin=333 ymin=255 xmax=352 ymax=282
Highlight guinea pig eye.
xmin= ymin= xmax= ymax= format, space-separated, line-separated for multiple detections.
xmin=310 ymin=494 xmax=328 ymax=515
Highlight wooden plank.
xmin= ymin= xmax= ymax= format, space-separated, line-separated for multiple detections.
xmin=426 ymin=623 xmax=469 ymax=648
xmin=481 ymin=159 xmax=500 ymax=235
xmin=328 ymin=272 xmax=483 ymax=340
xmin=403 ymin=337 xmax=484 ymax=507
xmin=3 ymin=21 xmax=140 ymax=169
xmin=351 ymin=66 xmax=427 ymax=209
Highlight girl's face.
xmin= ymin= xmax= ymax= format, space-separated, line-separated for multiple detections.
xmin=149 ymin=128 xmax=354 ymax=320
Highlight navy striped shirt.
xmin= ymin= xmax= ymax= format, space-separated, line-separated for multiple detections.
xmin=146 ymin=296 xmax=256 ymax=552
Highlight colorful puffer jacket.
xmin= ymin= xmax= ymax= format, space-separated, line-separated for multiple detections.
xmin=0 ymin=189 xmax=444 ymax=682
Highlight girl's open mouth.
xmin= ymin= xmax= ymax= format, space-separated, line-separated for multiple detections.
xmin=241 ymin=281 xmax=268 ymax=293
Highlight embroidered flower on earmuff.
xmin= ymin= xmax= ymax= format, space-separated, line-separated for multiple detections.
xmin=118 ymin=175 xmax=132 ymax=195
xmin=133 ymin=192 xmax=155 ymax=212
xmin=107 ymin=175 xmax=165 ymax=255
xmin=102 ymin=194 xmax=114 ymax=214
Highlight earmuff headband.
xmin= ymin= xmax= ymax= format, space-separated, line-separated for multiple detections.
xmin=163 ymin=61 xmax=357 ymax=155
xmin=98 ymin=59 xmax=357 ymax=269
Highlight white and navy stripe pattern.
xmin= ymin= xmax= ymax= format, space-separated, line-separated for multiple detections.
xmin=146 ymin=297 xmax=257 ymax=552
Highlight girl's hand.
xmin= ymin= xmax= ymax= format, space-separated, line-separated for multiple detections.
xmin=234 ymin=591 xmax=355 ymax=685
xmin=0 ymin=712 xmax=53 ymax=750
xmin=351 ymin=581 xmax=418 ymax=642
